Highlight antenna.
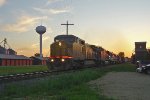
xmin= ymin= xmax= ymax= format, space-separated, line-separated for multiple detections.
xmin=41 ymin=19 xmax=43 ymax=25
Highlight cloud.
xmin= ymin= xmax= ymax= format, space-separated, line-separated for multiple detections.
xmin=33 ymin=7 xmax=70 ymax=15
xmin=1 ymin=15 xmax=48 ymax=33
xmin=46 ymin=0 xmax=63 ymax=5
xmin=32 ymin=43 xmax=39 ymax=48
xmin=47 ymin=27 xmax=53 ymax=33
xmin=16 ymin=47 xmax=37 ymax=57
xmin=16 ymin=47 xmax=31 ymax=54
xmin=0 ymin=0 xmax=6 ymax=7
xmin=43 ymin=48 xmax=50 ymax=57
xmin=32 ymin=36 xmax=50 ymax=48
xmin=43 ymin=36 xmax=50 ymax=41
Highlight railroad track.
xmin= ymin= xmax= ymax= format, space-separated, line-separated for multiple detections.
xmin=0 ymin=70 xmax=57 ymax=83
xmin=0 ymin=68 xmax=89 ymax=83
xmin=0 ymin=64 xmax=115 ymax=84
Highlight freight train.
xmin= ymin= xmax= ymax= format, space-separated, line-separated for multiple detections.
xmin=46 ymin=35 xmax=122 ymax=70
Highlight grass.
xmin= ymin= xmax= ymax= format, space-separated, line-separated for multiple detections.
xmin=0 ymin=63 xmax=136 ymax=100
xmin=0 ymin=65 xmax=48 ymax=76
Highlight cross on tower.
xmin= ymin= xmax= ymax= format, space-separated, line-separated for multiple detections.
xmin=61 ymin=21 xmax=74 ymax=35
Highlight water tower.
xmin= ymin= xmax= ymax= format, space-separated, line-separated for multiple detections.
xmin=35 ymin=25 xmax=46 ymax=58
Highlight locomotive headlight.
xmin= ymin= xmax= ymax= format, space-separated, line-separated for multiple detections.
xmin=51 ymin=59 xmax=54 ymax=62
xmin=61 ymin=58 xmax=65 ymax=62
xmin=59 ymin=42 xmax=62 ymax=46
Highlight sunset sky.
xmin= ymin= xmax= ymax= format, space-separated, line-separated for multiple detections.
xmin=0 ymin=0 xmax=150 ymax=57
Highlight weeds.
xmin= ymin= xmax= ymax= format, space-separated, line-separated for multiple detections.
xmin=0 ymin=65 xmax=48 ymax=76
xmin=0 ymin=63 xmax=135 ymax=100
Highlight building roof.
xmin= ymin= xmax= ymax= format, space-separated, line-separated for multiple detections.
xmin=0 ymin=54 xmax=31 ymax=60
xmin=135 ymin=42 xmax=147 ymax=44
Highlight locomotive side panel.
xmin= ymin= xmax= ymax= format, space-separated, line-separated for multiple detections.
xmin=89 ymin=45 xmax=101 ymax=61
xmin=83 ymin=44 xmax=97 ymax=66
xmin=100 ymin=50 xmax=106 ymax=61
xmin=72 ymin=42 xmax=85 ymax=60
xmin=85 ymin=44 xmax=95 ymax=60
xmin=100 ymin=50 xmax=109 ymax=65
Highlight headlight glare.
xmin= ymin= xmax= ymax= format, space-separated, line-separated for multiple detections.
xmin=51 ymin=59 xmax=54 ymax=62
xmin=61 ymin=58 xmax=65 ymax=62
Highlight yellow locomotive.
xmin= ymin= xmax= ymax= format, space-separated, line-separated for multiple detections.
xmin=47 ymin=35 xmax=88 ymax=70
xmin=46 ymin=35 xmax=120 ymax=71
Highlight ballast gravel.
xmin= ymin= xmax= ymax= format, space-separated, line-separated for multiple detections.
xmin=89 ymin=72 xmax=150 ymax=100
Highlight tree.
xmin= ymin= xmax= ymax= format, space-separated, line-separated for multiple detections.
xmin=34 ymin=53 xmax=40 ymax=57
xmin=118 ymin=52 xmax=125 ymax=58
xmin=118 ymin=52 xmax=125 ymax=63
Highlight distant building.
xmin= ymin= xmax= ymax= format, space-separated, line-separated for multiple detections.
xmin=0 ymin=39 xmax=32 ymax=66
xmin=30 ymin=56 xmax=47 ymax=65
xmin=0 ymin=54 xmax=32 ymax=66
xmin=0 ymin=38 xmax=47 ymax=66
xmin=135 ymin=42 xmax=149 ymax=61
xmin=0 ymin=46 xmax=17 ymax=55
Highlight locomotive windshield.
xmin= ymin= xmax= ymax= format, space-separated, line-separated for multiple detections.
xmin=55 ymin=37 xmax=75 ymax=43
xmin=54 ymin=35 xmax=85 ymax=45
xmin=54 ymin=35 xmax=76 ymax=43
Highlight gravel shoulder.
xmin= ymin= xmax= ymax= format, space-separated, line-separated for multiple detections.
xmin=88 ymin=72 xmax=150 ymax=100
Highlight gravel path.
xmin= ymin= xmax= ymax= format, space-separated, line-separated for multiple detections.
xmin=89 ymin=72 xmax=150 ymax=100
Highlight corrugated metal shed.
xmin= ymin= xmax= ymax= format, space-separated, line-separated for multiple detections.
xmin=0 ymin=54 xmax=31 ymax=60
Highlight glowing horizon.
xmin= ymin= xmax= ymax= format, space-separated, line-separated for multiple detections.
xmin=1 ymin=0 xmax=150 ymax=58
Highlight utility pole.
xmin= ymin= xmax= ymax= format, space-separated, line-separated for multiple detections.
xmin=61 ymin=21 xmax=74 ymax=35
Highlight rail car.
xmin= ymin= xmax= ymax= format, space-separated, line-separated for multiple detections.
xmin=46 ymin=35 xmax=120 ymax=70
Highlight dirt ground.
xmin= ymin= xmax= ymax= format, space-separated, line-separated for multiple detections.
xmin=89 ymin=72 xmax=150 ymax=100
